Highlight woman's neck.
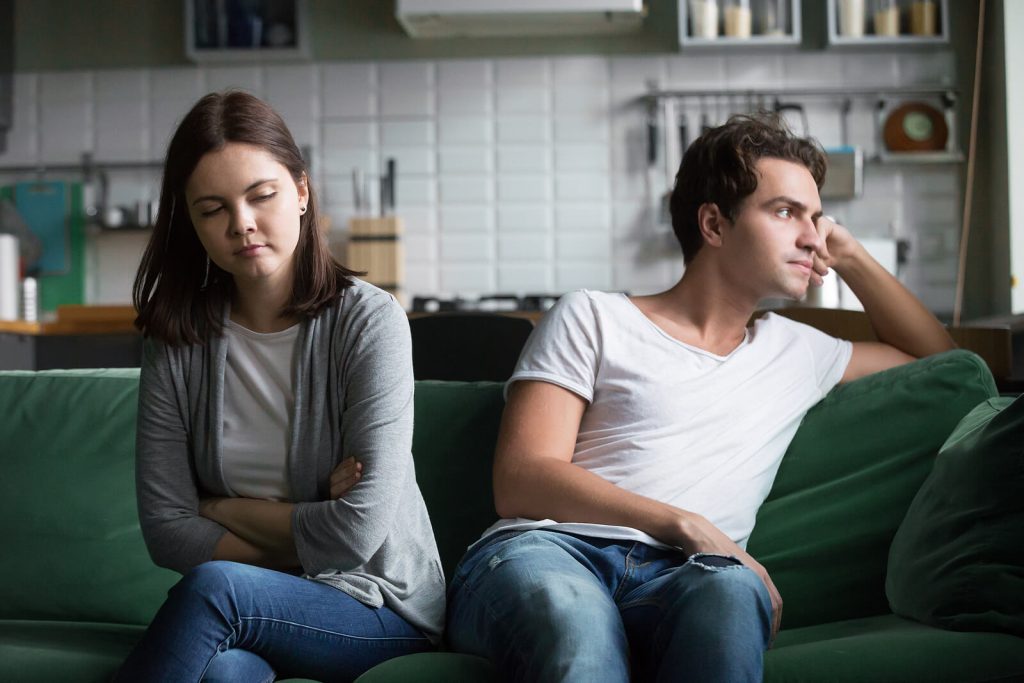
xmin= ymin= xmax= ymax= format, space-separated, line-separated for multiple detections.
xmin=230 ymin=279 xmax=299 ymax=333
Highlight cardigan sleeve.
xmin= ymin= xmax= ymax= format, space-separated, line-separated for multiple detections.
xmin=135 ymin=338 xmax=227 ymax=574
xmin=290 ymin=294 xmax=416 ymax=575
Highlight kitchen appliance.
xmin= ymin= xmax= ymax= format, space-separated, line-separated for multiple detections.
xmin=396 ymin=0 xmax=644 ymax=38
xmin=820 ymin=146 xmax=864 ymax=199
xmin=411 ymin=294 xmax=564 ymax=313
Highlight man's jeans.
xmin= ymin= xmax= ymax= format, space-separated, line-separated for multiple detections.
xmin=114 ymin=561 xmax=432 ymax=683
xmin=447 ymin=529 xmax=772 ymax=683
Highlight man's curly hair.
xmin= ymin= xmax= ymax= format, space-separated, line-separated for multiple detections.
xmin=669 ymin=112 xmax=827 ymax=264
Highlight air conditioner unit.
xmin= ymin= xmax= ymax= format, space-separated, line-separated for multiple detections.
xmin=396 ymin=0 xmax=645 ymax=38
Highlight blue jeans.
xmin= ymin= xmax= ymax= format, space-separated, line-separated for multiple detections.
xmin=447 ymin=530 xmax=772 ymax=683
xmin=114 ymin=561 xmax=432 ymax=683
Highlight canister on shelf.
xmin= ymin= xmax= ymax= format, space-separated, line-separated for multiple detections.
xmin=724 ymin=0 xmax=752 ymax=38
xmin=689 ymin=0 xmax=720 ymax=38
xmin=838 ymin=0 xmax=866 ymax=37
xmin=910 ymin=0 xmax=936 ymax=35
xmin=758 ymin=0 xmax=787 ymax=36
xmin=872 ymin=0 xmax=901 ymax=36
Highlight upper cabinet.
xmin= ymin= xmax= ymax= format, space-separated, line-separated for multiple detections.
xmin=185 ymin=0 xmax=311 ymax=62
xmin=678 ymin=0 xmax=802 ymax=48
xmin=827 ymin=0 xmax=949 ymax=46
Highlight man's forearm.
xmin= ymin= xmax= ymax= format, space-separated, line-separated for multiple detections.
xmin=495 ymin=455 xmax=691 ymax=548
xmin=834 ymin=242 xmax=955 ymax=358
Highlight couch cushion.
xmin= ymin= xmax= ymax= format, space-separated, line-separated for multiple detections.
xmin=352 ymin=614 xmax=1024 ymax=683
xmin=0 ymin=620 xmax=144 ymax=683
xmin=411 ymin=381 xmax=505 ymax=579
xmin=354 ymin=652 xmax=498 ymax=683
xmin=766 ymin=614 xmax=1024 ymax=683
xmin=746 ymin=350 xmax=998 ymax=629
xmin=886 ymin=393 xmax=1024 ymax=637
xmin=0 ymin=369 xmax=178 ymax=625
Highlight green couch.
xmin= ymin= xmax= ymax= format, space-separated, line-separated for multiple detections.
xmin=1 ymin=350 xmax=1022 ymax=682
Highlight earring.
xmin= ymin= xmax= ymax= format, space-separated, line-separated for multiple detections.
xmin=300 ymin=205 xmax=307 ymax=214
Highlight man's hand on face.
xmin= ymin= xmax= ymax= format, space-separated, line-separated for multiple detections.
xmin=809 ymin=215 xmax=860 ymax=286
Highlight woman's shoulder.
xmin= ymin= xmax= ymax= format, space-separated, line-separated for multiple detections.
xmin=327 ymin=279 xmax=402 ymax=320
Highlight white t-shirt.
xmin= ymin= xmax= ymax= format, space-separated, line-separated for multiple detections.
xmin=480 ymin=290 xmax=852 ymax=550
xmin=221 ymin=319 xmax=300 ymax=501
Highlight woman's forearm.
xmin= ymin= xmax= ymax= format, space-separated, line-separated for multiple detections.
xmin=201 ymin=497 xmax=297 ymax=558
xmin=210 ymin=527 xmax=301 ymax=571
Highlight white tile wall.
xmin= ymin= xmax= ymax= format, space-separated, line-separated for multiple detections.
xmin=0 ymin=50 xmax=961 ymax=308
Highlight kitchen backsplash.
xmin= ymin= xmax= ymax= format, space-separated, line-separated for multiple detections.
xmin=0 ymin=50 xmax=959 ymax=312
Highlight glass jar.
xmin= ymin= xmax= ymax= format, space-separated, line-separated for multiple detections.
xmin=724 ymin=0 xmax=752 ymax=38
xmin=910 ymin=0 xmax=937 ymax=36
xmin=758 ymin=0 xmax=788 ymax=36
xmin=872 ymin=0 xmax=901 ymax=36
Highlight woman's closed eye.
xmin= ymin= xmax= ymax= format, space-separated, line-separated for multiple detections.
xmin=253 ymin=192 xmax=277 ymax=203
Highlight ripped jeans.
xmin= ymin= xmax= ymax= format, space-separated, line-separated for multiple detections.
xmin=446 ymin=529 xmax=771 ymax=683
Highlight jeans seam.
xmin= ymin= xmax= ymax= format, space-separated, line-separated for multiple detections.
xmin=611 ymin=542 xmax=640 ymax=602
xmin=197 ymin=620 xmax=243 ymax=680
xmin=237 ymin=616 xmax=429 ymax=643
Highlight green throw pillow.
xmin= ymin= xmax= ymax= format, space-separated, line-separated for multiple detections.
xmin=886 ymin=394 xmax=1024 ymax=637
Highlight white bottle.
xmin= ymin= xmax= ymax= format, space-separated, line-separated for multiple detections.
xmin=21 ymin=276 xmax=38 ymax=323
xmin=839 ymin=0 xmax=866 ymax=37
xmin=690 ymin=0 xmax=720 ymax=38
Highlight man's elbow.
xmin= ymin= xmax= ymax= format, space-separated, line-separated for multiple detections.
xmin=492 ymin=461 xmax=526 ymax=519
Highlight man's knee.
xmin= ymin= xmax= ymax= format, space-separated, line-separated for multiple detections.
xmin=681 ymin=554 xmax=769 ymax=608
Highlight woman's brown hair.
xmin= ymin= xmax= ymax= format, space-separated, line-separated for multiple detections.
xmin=669 ymin=112 xmax=827 ymax=264
xmin=133 ymin=90 xmax=358 ymax=346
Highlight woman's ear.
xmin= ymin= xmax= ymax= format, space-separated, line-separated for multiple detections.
xmin=297 ymin=172 xmax=310 ymax=207
xmin=697 ymin=203 xmax=726 ymax=249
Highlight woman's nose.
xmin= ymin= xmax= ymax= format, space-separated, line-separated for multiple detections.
xmin=230 ymin=207 xmax=256 ymax=235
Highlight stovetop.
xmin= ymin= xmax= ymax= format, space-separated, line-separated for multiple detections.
xmin=411 ymin=294 xmax=562 ymax=313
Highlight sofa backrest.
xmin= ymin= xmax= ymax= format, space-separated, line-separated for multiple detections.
xmin=411 ymin=381 xmax=505 ymax=579
xmin=0 ymin=349 xmax=998 ymax=631
xmin=0 ymin=368 xmax=177 ymax=626
xmin=746 ymin=349 xmax=997 ymax=628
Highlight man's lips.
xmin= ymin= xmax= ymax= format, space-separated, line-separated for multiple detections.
xmin=234 ymin=244 xmax=266 ymax=256
xmin=789 ymin=260 xmax=813 ymax=274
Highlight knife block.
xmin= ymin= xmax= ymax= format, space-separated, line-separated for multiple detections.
xmin=346 ymin=217 xmax=404 ymax=302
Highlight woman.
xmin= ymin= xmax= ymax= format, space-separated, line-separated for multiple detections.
xmin=117 ymin=91 xmax=443 ymax=682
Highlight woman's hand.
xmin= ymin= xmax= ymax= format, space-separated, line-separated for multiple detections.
xmin=329 ymin=457 xmax=362 ymax=499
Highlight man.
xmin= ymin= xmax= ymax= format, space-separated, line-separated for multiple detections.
xmin=446 ymin=114 xmax=956 ymax=682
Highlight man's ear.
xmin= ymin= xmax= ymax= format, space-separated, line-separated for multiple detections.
xmin=697 ymin=203 xmax=726 ymax=248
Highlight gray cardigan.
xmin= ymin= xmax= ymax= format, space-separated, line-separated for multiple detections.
xmin=135 ymin=280 xmax=444 ymax=641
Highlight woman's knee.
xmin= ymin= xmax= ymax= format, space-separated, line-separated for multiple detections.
xmin=173 ymin=561 xmax=256 ymax=605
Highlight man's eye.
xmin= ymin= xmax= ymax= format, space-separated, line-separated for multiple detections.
xmin=776 ymin=208 xmax=792 ymax=218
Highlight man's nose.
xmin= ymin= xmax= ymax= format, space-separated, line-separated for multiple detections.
xmin=797 ymin=217 xmax=823 ymax=252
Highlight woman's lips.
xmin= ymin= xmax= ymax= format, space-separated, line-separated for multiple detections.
xmin=235 ymin=244 xmax=266 ymax=256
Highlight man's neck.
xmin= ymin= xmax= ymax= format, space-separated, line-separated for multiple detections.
xmin=630 ymin=259 xmax=759 ymax=356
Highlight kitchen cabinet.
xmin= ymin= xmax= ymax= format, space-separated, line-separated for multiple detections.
xmin=185 ymin=0 xmax=310 ymax=62
xmin=678 ymin=0 xmax=801 ymax=48
xmin=827 ymin=0 xmax=949 ymax=47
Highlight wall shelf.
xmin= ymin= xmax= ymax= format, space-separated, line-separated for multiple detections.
xmin=826 ymin=0 xmax=949 ymax=47
xmin=185 ymin=0 xmax=311 ymax=63
xmin=678 ymin=0 xmax=801 ymax=49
